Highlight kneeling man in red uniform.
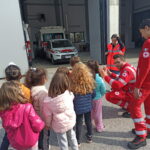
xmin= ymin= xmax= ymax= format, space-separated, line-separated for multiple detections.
xmin=100 ymin=54 xmax=136 ymax=118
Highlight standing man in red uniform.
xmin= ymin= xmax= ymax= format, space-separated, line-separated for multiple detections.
xmin=128 ymin=19 xmax=150 ymax=149
xmin=106 ymin=34 xmax=126 ymax=74
xmin=100 ymin=55 xmax=136 ymax=117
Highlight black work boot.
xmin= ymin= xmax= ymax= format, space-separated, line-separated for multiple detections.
xmin=122 ymin=112 xmax=131 ymax=118
xmin=131 ymin=129 xmax=136 ymax=134
xmin=128 ymin=136 xmax=146 ymax=149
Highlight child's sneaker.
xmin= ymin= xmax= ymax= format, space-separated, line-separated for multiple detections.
xmin=96 ymin=126 xmax=105 ymax=133
xmin=86 ymin=135 xmax=92 ymax=143
xmin=78 ymin=143 xmax=81 ymax=147
xmin=96 ymin=129 xmax=105 ymax=133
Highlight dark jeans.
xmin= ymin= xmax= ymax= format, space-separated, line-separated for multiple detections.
xmin=38 ymin=130 xmax=44 ymax=149
xmin=38 ymin=129 xmax=50 ymax=149
xmin=76 ymin=111 xmax=92 ymax=144
xmin=0 ymin=132 xmax=9 ymax=150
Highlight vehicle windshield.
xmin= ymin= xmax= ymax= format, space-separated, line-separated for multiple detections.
xmin=52 ymin=40 xmax=73 ymax=48
xmin=43 ymin=33 xmax=64 ymax=41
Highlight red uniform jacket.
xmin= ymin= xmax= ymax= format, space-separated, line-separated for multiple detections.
xmin=135 ymin=38 xmax=150 ymax=89
xmin=104 ymin=63 xmax=136 ymax=91
xmin=107 ymin=43 xmax=126 ymax=71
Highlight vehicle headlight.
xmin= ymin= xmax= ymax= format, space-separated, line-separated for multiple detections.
xmin=54 ymin=50 xmax=60 ymax=53
xmin=74 ymin=49 xmax=78 ymax=52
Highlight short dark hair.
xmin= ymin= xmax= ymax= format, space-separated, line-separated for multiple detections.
xmin=113 ymin=54 xmax=125 ymax=61
xmin=5 ymin=65 xmax=21 ymax=81
xmin=111 ymin=34 xmax=118 ymax=39
xmin=139 ymin=19 xmax=150 ymax=29
xmin=25 ymin=67 xmax=47 ymax=88
xmin=87 ymin=60 xmax=99 ymax=74
xmin=70 ymin=56 xmax=81 ymax=67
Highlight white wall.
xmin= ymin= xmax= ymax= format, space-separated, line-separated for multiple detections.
xmin=108 ymin=0 xmax=119 ymax=42
xmin=0 ymin=0 xmax=28 ymax=78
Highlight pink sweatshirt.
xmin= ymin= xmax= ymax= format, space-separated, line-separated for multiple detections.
xmin=31 ymin=85 xmax=48 ymax=118
xmin=0 ymin=103 xmax=45 ymax=150
xmin=42 ymin=90 xmax=76 ymax=133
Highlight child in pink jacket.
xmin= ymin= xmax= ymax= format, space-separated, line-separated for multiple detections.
xmin=42 ymin=72 xmax=78 ymax=150
xmin=0 ymin=81 xmax=45 ymax=150
xmin=25 ymin=67 xmax=49 ymax=150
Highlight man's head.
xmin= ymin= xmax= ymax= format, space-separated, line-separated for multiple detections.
xmin=139 ymin=19 xmax=150 ymax=39
xmin=113 ymin=54 xmax=125 ymax=69
xmin=111 ymin=34 xmax=118 ymax=45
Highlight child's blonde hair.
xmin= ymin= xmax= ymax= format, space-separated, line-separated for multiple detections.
xmin=70 ymin=63 xmax=95 ymax=95
xmin=0 ymin=81 xmax=28 ymax=111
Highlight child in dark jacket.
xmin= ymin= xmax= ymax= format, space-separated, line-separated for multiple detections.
xmin=70 ymin=62 xmax=95 ymax=146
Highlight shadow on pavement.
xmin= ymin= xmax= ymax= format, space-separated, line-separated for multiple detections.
xmin=103 ymin=106 xmax=123 ymax=119
xmin=93 ymin=135 xmax=130 ymax=149
xmin=94 ymin=130 xmax=134 ymax=139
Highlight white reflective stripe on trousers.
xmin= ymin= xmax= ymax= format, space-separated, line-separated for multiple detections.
xmin=146 ymin=124 xmax=150 ymax=129
xmin=146 ymin=115 xmax=150 ymax=119
xmin=133 ymin=118 xmax=144 ymax=123
xmin=135 ymin=130 xmax=147 ymax=135
xmin=109 ymin=79 xmax=115 ymax=86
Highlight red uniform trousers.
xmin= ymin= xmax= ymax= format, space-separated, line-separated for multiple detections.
xmin=130 ymin=89 xmax=150 ymax=138
xmin=105 ymin=90 xmax=133 ymax=112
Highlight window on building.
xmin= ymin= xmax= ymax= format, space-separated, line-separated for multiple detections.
xmin=69 ymin=32 xmax=85 ymax=43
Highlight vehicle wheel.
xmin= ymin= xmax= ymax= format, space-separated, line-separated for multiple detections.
xmin=51 ymin=56 xmax=56 ymax=64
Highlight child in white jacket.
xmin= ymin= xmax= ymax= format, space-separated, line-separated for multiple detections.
xmin=42 ymin=72 xmax=78 ymax=150
xmin=25 ymin=67 xmax=49 ymax=150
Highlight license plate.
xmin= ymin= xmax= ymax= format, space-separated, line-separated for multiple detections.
xmin=65 ymin=55 xmax=71 ymax=58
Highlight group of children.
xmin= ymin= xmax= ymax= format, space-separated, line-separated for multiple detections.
xmin=0 ymin=56 xmax=106 ymax=150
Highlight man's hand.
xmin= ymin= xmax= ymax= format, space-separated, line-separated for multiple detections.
xmin=105 ymin=52 xmax=108 ymax=55
xmin=107 ymin=69 xmax=112 ymax=76
xmin=103 ymin=67 xmax=112 ymax=76
xmin=99 ymin=68 xmax=108 ymax=78
xmin=134 ymin=88 xmax=140 ymax=99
